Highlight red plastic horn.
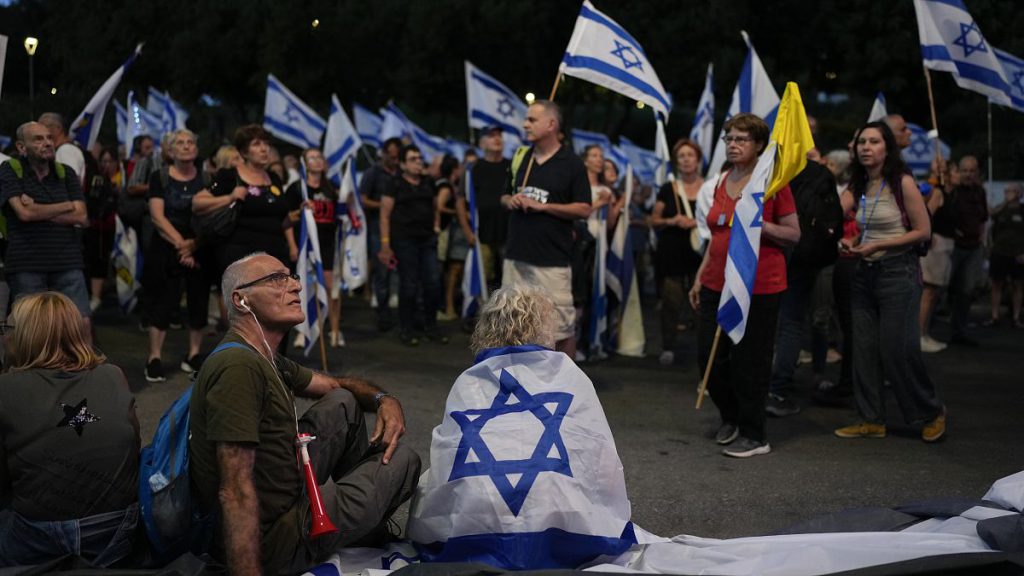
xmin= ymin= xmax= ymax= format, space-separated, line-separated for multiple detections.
xmin=296 ymin=433 xmax=339 ymax=538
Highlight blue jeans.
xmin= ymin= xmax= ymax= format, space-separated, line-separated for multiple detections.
xmin=949 ymin=246 xmax=983 ymax=339
xmin=769 ymin=265 xmax=821 ymax=395
xmin=0 ymin=504 xmax=138 ymax=567
xmin=392 ymin=237 xmax=441 ymax=334
xmin=851 ymin=252 xmax=942 ymax=425
xmin=9 ymin=269 xmax=91 ymax=318
xmin=367 ymin=218 xmax=393 ymax=320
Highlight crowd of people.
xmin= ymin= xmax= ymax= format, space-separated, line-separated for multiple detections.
xmin=0 ymin=102 xmax=1021 ymax=571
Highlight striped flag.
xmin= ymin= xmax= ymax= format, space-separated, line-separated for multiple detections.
xmin=296 ymin=163 xmax=330 ymax=356
xmin=560 ymin=1 xmax=672 ymax=119
xmin=690 ymin=64 xmax=715 ymax=171
xmin=353 ymin=103 xmax=383 ymax=148
xmin=336 ymin=160 xmax=368 ymax=293
xmin=263 ymin=74 xmax=326 ymax=149
xmin=606 ymin=167 xmax=644 ymax=356
xmin=588 ymin=202 xmax=608 ymax=356
xmin=111 ymin=215 xmax=142 ymax=314
xmin=464 ymin=61 xmax=527 ymax=142
xmin=867 ymin=91 xmax=888 ymax=123
xmin=70 ymin=43 xmax=143 ymax=150
xmin=324 ymin=94 xmax=361 ymax=184
xmin=461 ymin=169 xmax=488 ymax=318
xmin=718 ymin=83 xmax=812 ymax=343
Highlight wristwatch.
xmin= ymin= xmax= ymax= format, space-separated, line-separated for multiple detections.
xmin=373 ymin=391 xmax=393 ymax=408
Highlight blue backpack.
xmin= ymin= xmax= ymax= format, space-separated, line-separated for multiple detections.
xmin=138 ymin=342 xmax=251 ymax=562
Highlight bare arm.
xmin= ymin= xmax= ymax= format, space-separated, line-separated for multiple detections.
xmin=302 ymin=373 xmax=407 ymax=463
xmin=454 ymin=196 xmax=475 ymax=245
xmin=762 ymin=212 xmax=801 ymax=247
xmin=377 ymin=196 xmax=396 ymax=265
xmin=688 ymin=246 xmax=714 ymax=311
xmin=217 ymin=443 xmax=261 ymax=576
xmin=51 ymin=200 xmax=88 ymax=226
xmin=606 ymin=192 xmax=627 ymax=232
xmin=7 ymin=195 xmax=79 ymax=224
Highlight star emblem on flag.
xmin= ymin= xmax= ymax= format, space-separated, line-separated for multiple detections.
xmin=910 ymin=135 xmax=931 ymax=156
xmin=952 ymin=21 xmax=988 ymax=58
xmin=448 ymin=369 xmax=573 ymax=516
xmin=1011 ymin=71 xmax=1024 ymax=96
xmin=284 ymin=102 xmax=302 ymax=124
xmin=610 ymin=39 xmax=644 ymax=72
xmin=496 ymin=97 xmax=515 ymax=119
xmin=56 ymin=398 xmax=100 ymax=437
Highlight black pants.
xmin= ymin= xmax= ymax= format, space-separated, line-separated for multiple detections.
xmin=697 ymin=288 xmax=781 ymax=443
xmin=143 ymin=236 xmax=209 ymax=331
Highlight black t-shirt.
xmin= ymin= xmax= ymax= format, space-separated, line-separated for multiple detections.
xmin=467 ymin=158 xmax=511 ymax=245
xmin=436 ymin=177 xmax=455 ymax=230
xmin=210 ymin=167 xmax=288 ymax=248
xmin=655 ymin=182 xmax=702 ymax=277
xmin=384 ymin=174 xmax=436 ymax=241
xmin=505 ymin=145 xmax=591 ymax=267
xmin=148 ymin=168 xmax=205 ymax=236
xmin=358 ymin=163 xmax=396 ymax=215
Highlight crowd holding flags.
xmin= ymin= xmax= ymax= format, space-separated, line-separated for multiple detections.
xmin=690 ymin=64 xmax=716 ymax=171
xmin=69 ymin=43 xmax=143 ymax=150
xmin=295 ymin=163 xmax=331 ymax=363
xmin=337 ymin=160 xmax=368 ymax=295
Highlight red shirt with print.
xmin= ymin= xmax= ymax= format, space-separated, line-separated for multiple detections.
xmin=700 ymin=173 xmax=796 ymax=295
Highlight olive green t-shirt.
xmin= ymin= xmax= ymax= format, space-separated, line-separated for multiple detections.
xmin=189 ymin=333 xmax=313 ymax=573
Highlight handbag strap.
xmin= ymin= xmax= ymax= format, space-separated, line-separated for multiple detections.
xmin=673 ymin=180 xmax=695 ymax=219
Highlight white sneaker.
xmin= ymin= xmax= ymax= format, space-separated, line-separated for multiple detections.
xmin=574 ymin=350 xmax=587 ymax=363
xmin=370 ymin=294 xmax=379 ymax=308
xmin=920 ymin=336 xmax=947 ymax=353
xmin=330 ymin=331 xmax=346 ymax=348
xmin=658 ymin=350 xmax=674 ymax=365
xmin=797 ymin=350 xmax=812 ymax=364
xmin=388 ymin=294 xmax=399 ymax=309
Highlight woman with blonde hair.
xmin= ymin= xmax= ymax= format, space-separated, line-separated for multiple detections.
xmin=0 ymin=292 xmax=140 ymax=567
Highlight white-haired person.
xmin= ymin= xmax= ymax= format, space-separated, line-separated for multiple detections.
xmin=408 ymin=286 xmax=635 ymax=570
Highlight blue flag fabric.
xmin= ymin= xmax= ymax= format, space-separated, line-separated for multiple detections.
xmin=408 ymin=346 xmax=635 ymax=569
xmin=465 ymin=61 xmax=528 ymax=141
xmin=295 ymin=164 xmax=330 ymax=356
xmin=324 ymin=94 xmax=362 ymax=184
xmin=588 ymin=205 xmax=608 ymax=356
xmin=560 ymin=1 xmax=672 ymax=118
xmin=353 ymin=103 xmax=383 ymax=148
xmin=689 ymin=64 xmax=715 ymax=171
xmin=147 ymin=87 xmax=189 ymax=133
xmin=995 ymin=48 xmax=1024 ymax=112
xmin=461 ymin=170 xmax=488 ymax=318
xmin=126 ymin=90 xmax=164 ymax=152
xmin=380 ymin=103 xmax=448 ymax=163
xmin=263 ymin=74 xmax=326 ymax=149
xmin=902 ymin=122 xmax=952 ymax=176
xmin=70 ymin=43 xmax=143 ymax=150
xmin=618 ymin=137 xmax=662 ymax=186
xmin=867 ymin=91 xmax=889 ymax=123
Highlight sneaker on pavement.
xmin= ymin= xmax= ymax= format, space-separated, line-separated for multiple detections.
xmin=330 ymin=331 xmax=346 ymax=348
xmin=715 ymin=423 xmax=739 ymax=445
xmin=834 ymin=422 xmax=887 ymax=438
xmin=920 ymin=336 xmax=947 ymax=353
xmin=922 ymin=407 xmax=947 ymax=442
xmin=436 ymin=311 xmax=458 ymax=322
xmin=145 ymin=358 xmax=166 ymax=383
xmin=574 ymin=350 xmax=587 ymax=363
xmin=180 ymin=354 xmax=203 ymax=374
xmin=766 ymin=393 xmax=801 ymax=417
xmin=797 ymin=350 xmax=812 ymax=364
xmin=722 ymin=437 xmax=771 ymax=458
xmin=658 ymin=350 xmax=674 ymax=366
xmin=388 ymin=294 xmax=399 ymax=309
xmin=424 ymin=329 xmax=449 ymax=344
xmin=89 ymin=297 xmax=102 ymax=312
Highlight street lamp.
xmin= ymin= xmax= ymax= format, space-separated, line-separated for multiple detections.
xmin=24 ymin=36 xmax=39 ymax=119
xmin=525 ymin=92 xmax=536 ymax=104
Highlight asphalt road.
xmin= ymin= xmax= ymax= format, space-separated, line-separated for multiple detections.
xmin=100 ymin=295 xmax=1024 ymax=539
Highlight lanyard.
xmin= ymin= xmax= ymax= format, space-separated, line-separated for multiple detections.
xmin=859 ymin=180 xmax=886 ymax=241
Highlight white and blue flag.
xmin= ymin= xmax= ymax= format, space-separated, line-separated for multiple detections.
xmin=408 ymin=345 xmax=635 ymax=569
xmin=353 ymin=102 xmax=383 ymax=148
xmin=378 ymin=104 xmax=408 ymax=142
xmin=995 ymin=48 xmax=1024 ymax=112
xmin=570 ymin=128 xmax=611 ymax=155
xmin=588 ymin=202 xmax=608 ymax=356
xmin=126 ymin=90 xmax=163 ymax=152
xmin=867 ymin=91 xmax=889 ymax=123
xmin=560 ymin=0 xmax=672 ymax=119
xmin=380 ymin=103 xmax=448 ymax=163
xmin=445 ymin=139 xmax=475 ymax=162
xmin=147 ymin=87 xmax=189 ymax=133
xmin=70 ymin=43 xmax=143 ymax=150
xmin=914 ymin=0 xmax=1012 ymax=105
xmin=465 ymin=60 xmax=528 ymax=141
xmin=461 ymin=170 xmax=488 ymax=319
xmin=705 ymin=32 xmax=780 ymax=178
xmin=263 ymin=74 xmax=327 ymax=149
xmin=324 ymin=94 xmax=362 ymax=185
xmin=112 ymin=100 xmax=128 ymax=148
xmin=618 ymin=137 xmax=663 ymax=186
xmin=606 ymin=167 xmax=644 ymax=357
xmin=902 ymin=122 xmax=952 ymax=175
xmin=690 ymin=63 xmax=715 ymax=170
xmin=336 ymin=160 xmax=368 ymax=293
xmin=296 ymin=163 xmax=330 ymax=356
xmin=111 ymin=215 xmax=142 ymax=314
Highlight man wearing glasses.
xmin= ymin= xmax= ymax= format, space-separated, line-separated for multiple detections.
xmin=377 ymin=145 xmax=447 ymax=346
xmin=189 ymin=253 xmax=421 ymax=575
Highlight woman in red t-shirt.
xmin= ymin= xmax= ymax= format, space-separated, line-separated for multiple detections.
xmin=688 ymin=113 xmax=800 ymax=458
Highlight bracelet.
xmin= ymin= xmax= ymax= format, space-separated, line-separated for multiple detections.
xmin=381 ymin=236 xmax=390 ymax=244
xmin=373 ymin=391 xmax=393 ymax=408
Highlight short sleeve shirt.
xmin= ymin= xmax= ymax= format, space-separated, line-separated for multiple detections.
xmin=383 ymin=175 xmax=436 ymax=241
xmin=466 ymin=158 xmax=511 ymax=245
xmin=209 ymin=167 xmax=289 ymax=248
xmin=505 ymin=145 xmax=591 ymax=267
xmin=700 ymin=173 xmax=796 ymax=295
xmin=148 ymin=169 xmax=204 ymax=236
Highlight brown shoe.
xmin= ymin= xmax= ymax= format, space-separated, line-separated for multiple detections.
xmin=834 ymin=422 xmax=887 ymax=438
xmin=922 ymin=408 xmax=947 ymax=442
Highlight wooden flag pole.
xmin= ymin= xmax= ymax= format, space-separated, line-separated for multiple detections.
xmin=695 ymin=326 xmax=722 ymax=409
xmin=922 ymin=66 xmax=945 ymax=187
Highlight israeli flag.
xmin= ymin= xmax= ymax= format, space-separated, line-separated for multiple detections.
xmin=336 ymin=160 xmax=368 ymax=292
xmin=902 ymin=122 xmax=952 ymax=176
xmin=295 ymin=163 xmax=330 ymax=356
xmin=380 ymin=103 xmax=448 ymax=163
xmin=461 ymin=170 xmax=488 ymax=319
xmin=408 ymin=345 xmax=635 ymax=569
xmin=126 ymin=91 xmax=163 ymax=151
xmin=465 ymin=61 xmax=528 ymax=140
xmin=263 ymin=74 xmax=327 ymax=149
xmin=588 ymin=203 xmax=608 ymax=356
xmin=445 ymin=139 xmax=475 ymax=162
xmin=70 ymin=43 xmax=143 ymax=150
xmin=914 ymin=0 xmax=1012 ymax=106
xmin=378 ymin=104 xmax=408 ymax=142
xmin=111 ymin=214 xmax=142 ymax=314
xmin=324 ymin=94 xmax=362 ymax=185
xmin=618 ymin=137 xmax=662 ymax=185
xmin=606 ymin=167 xmax=644 ymax=357
xmin=147 ymin=87 xmax=189 ymax=133
xmin=867 ymin=91 xmax=889 ymax=123
xmin=995 ymin=48 xmax=1024 ymax=112
xmin=112 ymin=100 xmax=128 ymax=148
xmin=352 ymin=102 xmax=383 ymax=148
xmin=705 ymin=32 xmax=780 ymax=178
xmin=570 ymin=128 xmax=611 ymax=155
xmin=690 ymin=64 xmax=715 ymax=171
xmin=560 ymin=0 xmax=672 ymax=119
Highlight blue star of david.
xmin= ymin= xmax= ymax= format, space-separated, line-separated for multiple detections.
xmin=910 ymin=136 xmax=930 ymax=156
xmin=952 ymin=21 xmax=988 ymax=58
xmin=284 ymin=102 xmax=302 ymax=124
xmin=1011 ymin=71 xmax=1024 ymax=96
xmin=449 ymin=369 xmax=573 ymax=516
xmin=610 ymin=39 xmax=644 ymax=72
xmin=496 ymin=97 xmax=515 ymax=120
xmin=750 ymin=191 xmax=765 ymax=228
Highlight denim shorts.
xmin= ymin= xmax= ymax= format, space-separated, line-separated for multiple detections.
xmin=8 ymin=269 xmax=91 ymax=318
xmin=0 ymin=503 xmax=138 ymax=567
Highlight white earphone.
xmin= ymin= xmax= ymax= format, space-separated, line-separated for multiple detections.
xmin=239 ymin=297 xmax=250 ymax=312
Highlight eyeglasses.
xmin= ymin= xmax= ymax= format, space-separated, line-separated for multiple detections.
xmin=0 ymin=322 xmax=14 ymax=335
xmin=236 ymin=271 xmax=300 ymax=291
xmin=721 ymin=135 xmax=753 ymax=144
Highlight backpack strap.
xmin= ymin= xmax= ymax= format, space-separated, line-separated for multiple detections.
xmin=510 ymin=145 xmax=531 ymax=189
xmin=5 ymin=158 xmax=24 ymax=179
xmin=210 ymin=341 xmax=253 ymax=355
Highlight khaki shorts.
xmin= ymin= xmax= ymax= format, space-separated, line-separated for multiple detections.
xmin=502 ymin=259 xmax=576 ymax=341
xmin=921 ymin=233 xmax=954 ymax=287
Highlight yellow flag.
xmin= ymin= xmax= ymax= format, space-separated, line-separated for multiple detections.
xmin=766 ymin=82 xmax=814 ymax=198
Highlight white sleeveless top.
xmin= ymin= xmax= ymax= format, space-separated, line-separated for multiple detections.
xmin=856 ymin=189 xmax=909 ymax=261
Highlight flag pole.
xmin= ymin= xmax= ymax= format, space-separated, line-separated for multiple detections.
xmin=987 ymin=99 xmax=993 ymax=189
xmin=316 ymin=296 xmax=329 ymax=373
xmin=922 ymin=66 xmax=945 ymax=186
xmin=695 ymin=326 xmax=722 ymax=409
xmin=519 ymin=72 xmax=563 ymax=190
